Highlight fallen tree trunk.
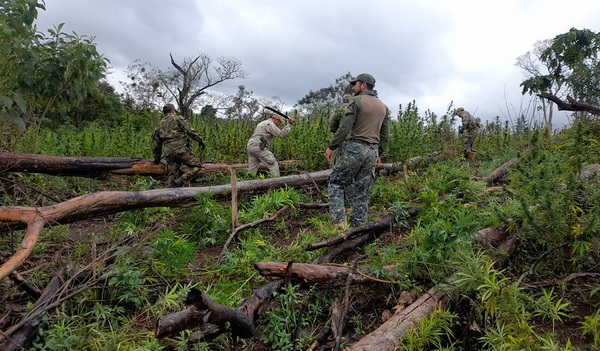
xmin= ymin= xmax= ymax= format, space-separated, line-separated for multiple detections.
xmin=346 ymin=286 xmax=447 ymax=351
xmin=0 ymin=169 xmax=332 ymax=282
xmin=254 ymin=262 xmax=388 ymax=288
xmin=0 ymin=152 xmax=299 ymax=177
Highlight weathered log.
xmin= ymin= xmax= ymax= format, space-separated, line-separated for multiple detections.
xmin=254 ymin=262 xmax=387 ymax=288
xmin=480 ymin=158 xmax=517 ymax=185
xmin=0 ymin=170 xmax=333 ymax=282
xmin=0 ymin=152 xmax=299 ymax=177
xmin=155 ymin=289 xmax=254 ymax=339
xmin=346 ymin=286 xmax=447 ymax=351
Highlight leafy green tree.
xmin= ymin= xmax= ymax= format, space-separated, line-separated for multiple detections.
xmin=295 ymin=72 xmax=354 ymax=117
xmin=520 ymin=28 xmax=600 ymax=121
xmin=0 ymin=0 xmax=109 ymax=135
xmin=516 ymin=39 xmax=567 ymax=131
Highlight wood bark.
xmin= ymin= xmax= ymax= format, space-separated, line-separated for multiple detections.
xmin=254 ymin=262 xmax=387 ymax=288
xmin=0 ymin=169 xmax=332 ymax=282
xmin=155 ymin=289 xmax=254 ymax=339
xmin=0 ymin=152 xmax=299 ymax=177
xmin=345 ymin=286 xmax=447 ymax=351
xmin=537 ymin=93 xmax=600 ymax=116
xmin=1 ymin=266 xmax=72 ymax=351
xmin=480 ymin=158 xmax=517 ymax=185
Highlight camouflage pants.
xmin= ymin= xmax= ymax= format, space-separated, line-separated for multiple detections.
xmin=247 ymin=141 xmax=280 ymax=177
xmin=328 ymin=141 xmax=378 ymax=227
xmin=462 ymin=130 xmax=477 ymax=155
xmin=332 ymin=148 xmax=355 ymax=208
xmin=165 ymin=151 xmax=202 ymax=187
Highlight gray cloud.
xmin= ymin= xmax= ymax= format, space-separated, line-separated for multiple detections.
xmin=34 ymin=0 xmax=600 ymax=127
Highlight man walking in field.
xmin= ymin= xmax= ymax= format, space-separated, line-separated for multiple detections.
xmin=152 ymin=103 xmax=206 ymax=187
xmin=325 ymin=73 xmax=390 ymax=229
xmin=454 ymin=107 xmax=480 ymax=160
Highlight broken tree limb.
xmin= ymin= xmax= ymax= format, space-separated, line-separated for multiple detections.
xmin=218 ymin=205 xmax=291 ymax=264
xmin=0 ymin=170 xmax=333 ymax=282
xmin=537 ymin=93 xmax=600 ymax=116
xmin=306 ymin=214 xmax=395 ymax=251
xmin=346 ymin=227 xmax=519 ymax=350
xmin=254 ymin=262 xmax=389 ymax=288
xmin=480 ymin=158 xmax=517 ymax=185
xmin=155 ymin=288 xmax=254 ymax=339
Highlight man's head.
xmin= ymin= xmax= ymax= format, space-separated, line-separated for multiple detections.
xmin=349 ymin=73 xmax=376 ymax=93
xmin=271 ymin=113 xmax=285 ymax=125
xmin=163 ymin=103 xmax=177 ymax=115
xmin=454 ymin=107 xmax=465 ymax=116
xmin=342 ymin=94 xmax=352 ymax=103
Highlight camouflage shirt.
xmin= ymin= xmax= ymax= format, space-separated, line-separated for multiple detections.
xmin=459 ymin=110 xmax=480 ymax=133
xmin=152 ymin=114 xmax=204 ymax=158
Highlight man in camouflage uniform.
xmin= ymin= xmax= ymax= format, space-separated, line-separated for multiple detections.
xmin=246 ymin=112 xmax=295 ymax=177
xmin=325 ymin=73 xmax=390 ymax=229
xmin=152 ymin=103 xmax=205 ymax=187
xmin=454 ymin=107 xmax=480 ymax=160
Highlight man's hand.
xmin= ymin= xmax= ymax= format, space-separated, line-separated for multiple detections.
xmin=325 ymin=148 xmax=334 ymax=162
xmin=198 ymin=140 xmax=206 ymax=150
xmin=288 ymin=117 xmax=295 ymax=125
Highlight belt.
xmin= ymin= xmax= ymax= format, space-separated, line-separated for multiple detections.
xmin=348 ymin=139 xmax=377 ymax=146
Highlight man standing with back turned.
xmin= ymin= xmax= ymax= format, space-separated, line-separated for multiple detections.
xmin=152 ymin=103 xmax=206 ymax=187
xmin=325 ymin=73 xmax=390 ymax=229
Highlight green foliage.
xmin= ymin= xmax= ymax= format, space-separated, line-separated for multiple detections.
xmin=151 ymin=229 xmax=197 ymax=277
xmin=580 ymin=308 xmax=600 ymax=348
xmin=261 ymin=284 xmax=328 ymax=351
xmin=401 ymin=309 xmax=458 ymax=350
xmin=533 ymin=288 xmax=571 ymax=332
xmin=239 ymin=187 xmax=300 ymax=222
xmin=105 ymin=256 xmax=149 ymax=309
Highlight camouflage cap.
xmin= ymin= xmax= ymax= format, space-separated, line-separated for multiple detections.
xmin=349 ymin=73 xmax=376 ymax=86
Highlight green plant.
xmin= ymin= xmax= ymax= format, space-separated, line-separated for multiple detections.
xmin=151 ymin=229 xmax=197 ymax=277
xmin=533 ymin=288 xmax=571 ymax=332
xmin=401 ymin=309 xmax=457 ymax=350
xmin=580 ymin=308 xmax=600 ymax=347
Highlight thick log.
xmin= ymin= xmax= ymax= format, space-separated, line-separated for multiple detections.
xmin=0 ymin=152 xmax=299 ymax=177
xmin=0 ymin=170 xmax=332 ymax=282
xmin=156 ymin=289 xmax=253 ymax=339
xmin=346 ymin=286 xmax=447 ymax=351
xmin=254 ymin=262 xmax=386 ymax=288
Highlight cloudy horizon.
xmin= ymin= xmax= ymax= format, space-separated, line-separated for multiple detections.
xmin=34 ymin=0 xmax=600 ymax=128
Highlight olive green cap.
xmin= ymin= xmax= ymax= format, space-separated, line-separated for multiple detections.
xmin=349 ymin=73 xmax=376 ymax=86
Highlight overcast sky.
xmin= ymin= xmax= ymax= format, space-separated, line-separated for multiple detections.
xmin=34 ymin=0 xmax=600 ymax=127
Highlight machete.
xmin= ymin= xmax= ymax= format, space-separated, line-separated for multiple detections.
xmin=264 ymin=106 xmax=289 ymax=120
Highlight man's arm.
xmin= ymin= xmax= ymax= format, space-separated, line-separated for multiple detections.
xmin=152 ymin=130 xmax=163 ymax=164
